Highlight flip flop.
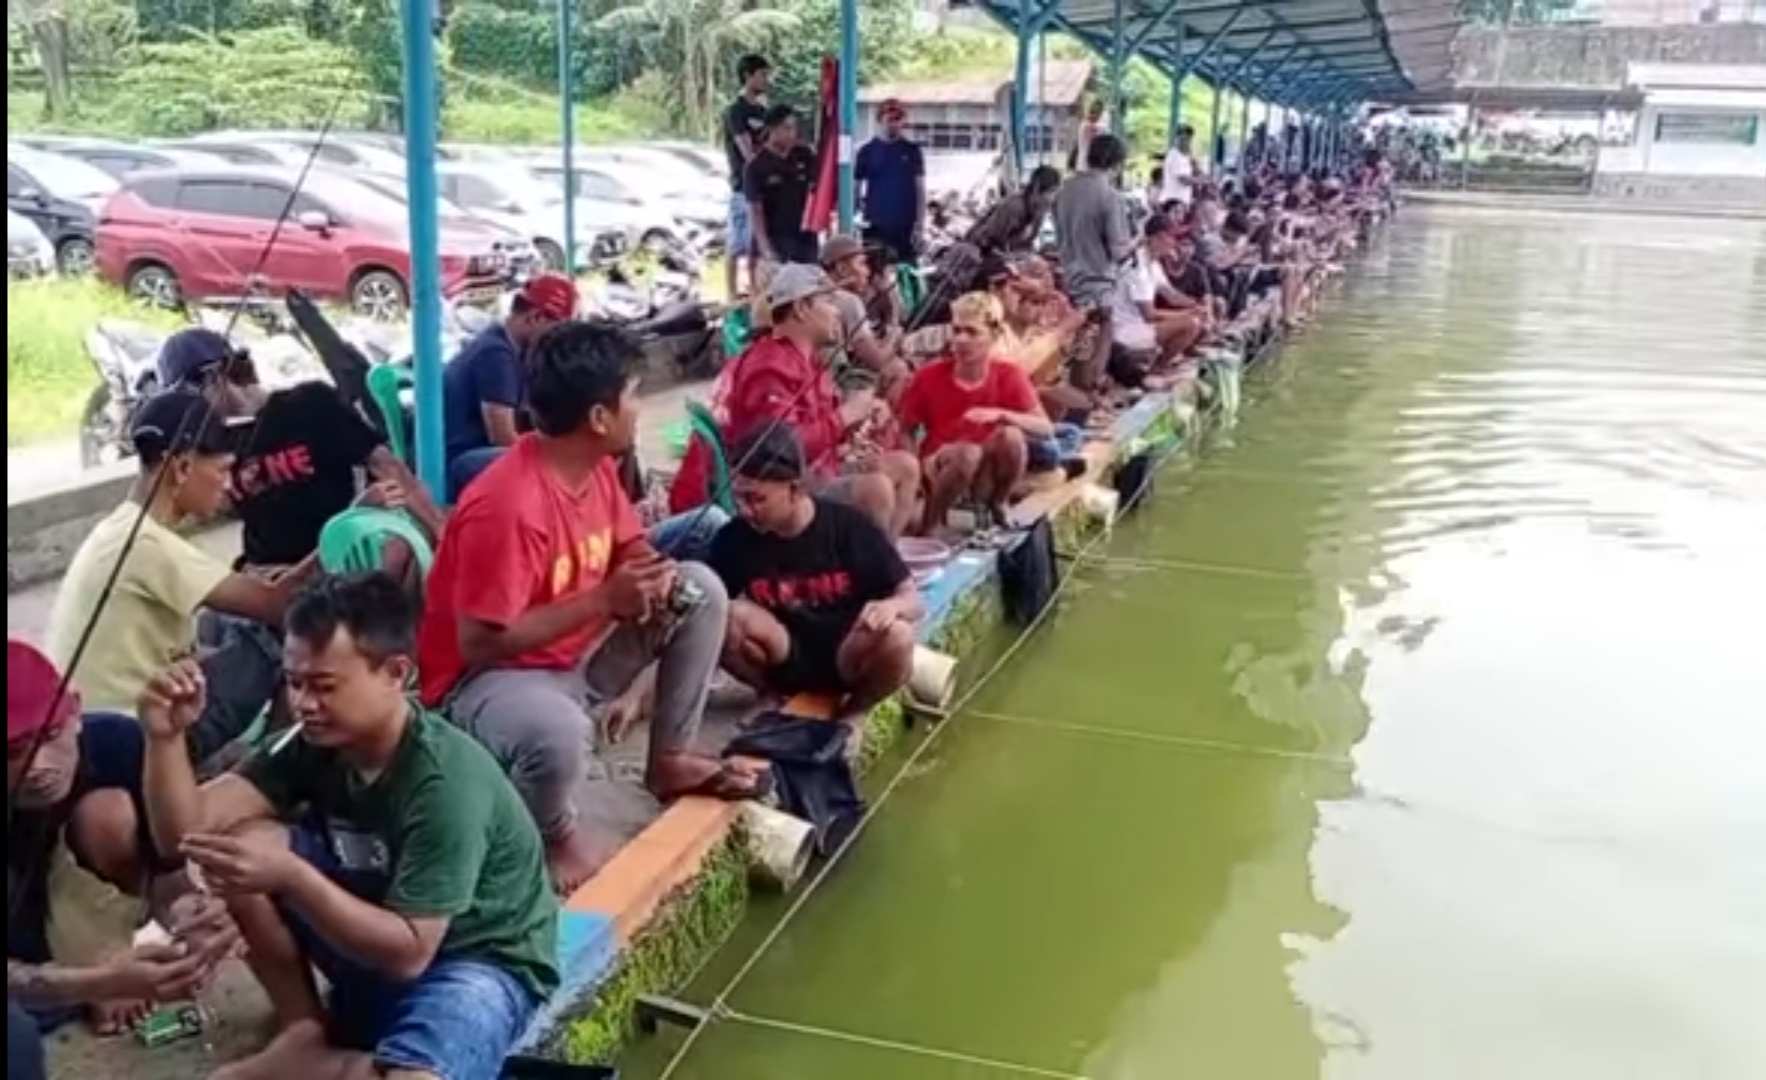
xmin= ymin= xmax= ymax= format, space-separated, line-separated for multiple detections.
xmin=665 ymin=759 xmax=775 ymax=803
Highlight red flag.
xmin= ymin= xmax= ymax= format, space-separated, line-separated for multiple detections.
xmin=804 ymin=54 xmax=839 ymax=234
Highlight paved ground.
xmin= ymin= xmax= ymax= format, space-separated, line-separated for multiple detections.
xmin=12 ymin=379 xmax=753 ymax=1079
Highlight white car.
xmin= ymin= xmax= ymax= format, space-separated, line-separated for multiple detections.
xmin=7 ymin=207 xmax=55 ymax=277
xmin=522 ymin=158 xmax=688 ymax=253
xmin=437 ymin=162 xmax=631 ymax=271
xmin=580 ymin=147 xmax=727 ymax=228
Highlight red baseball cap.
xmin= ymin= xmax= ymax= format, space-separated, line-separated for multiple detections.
xmin=519 ymin=274 xmax=579 ymax=322
xmin=7 ymin=640 xmax=77 ymax=751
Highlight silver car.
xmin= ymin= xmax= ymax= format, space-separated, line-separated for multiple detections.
xmin=437 ymin=162 xmax=629 ymax=271
xmin=8 ymin=207 xmax=55 ymax=277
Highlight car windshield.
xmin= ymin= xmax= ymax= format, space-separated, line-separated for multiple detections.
xmin=355 ymin=173 xmax=476 ymax=222
xmin=9 ymin=145 xmax=117 ymax=199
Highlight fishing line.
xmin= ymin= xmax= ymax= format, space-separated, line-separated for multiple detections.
xmin=713 ymin=1007 xmax=1094 ymax=1079
xmin=1078 ymin=552 xmax=1310 ymax=582
xmin=655 ymin=426 xmax=1190 ymax=1080
xmin=966 ymin=709 xmax=1354 ymax=767
xmin=6 ymin=88 xmax=352 ymax=926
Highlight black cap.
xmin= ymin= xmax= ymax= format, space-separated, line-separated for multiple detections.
xmin=129 ymin=388 xmax=240 ymax=464
xmin=157 ymin=327 xmax=244 ymax=388
xmin=731 ymin=423 xmax=806 ymax=483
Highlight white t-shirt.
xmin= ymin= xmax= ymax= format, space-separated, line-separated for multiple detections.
xmin=1110 ymin=253 xmax=1159 ymax=350
xmin=1159 ymin=149 xmax=1196 ymax=208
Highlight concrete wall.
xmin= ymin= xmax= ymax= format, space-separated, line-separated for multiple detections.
xmin=7 ymin=466 xmax=137 ymax=592
xmin=1454 ymin=24 xmax=1766 ymax=90
xmin=1590 ymin=169 xmax=1766 ymax=202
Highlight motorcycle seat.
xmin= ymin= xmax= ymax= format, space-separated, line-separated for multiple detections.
xmin=625 ymin=302 xmax=708 ymax=340
xmin=96 ymin=320 xmax=165 ymax=365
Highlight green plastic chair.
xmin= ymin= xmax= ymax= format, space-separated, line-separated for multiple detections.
xmin=721 ymin=306 xmax=753 ymax=357
xmin=685 ymin=401 xmax=736 ymax=514
xmin=318 ymin=506 xmax=435 ymax=580
xmin=895 ymin=264 xmax=924 ymax=313
xmin=366 ymin=364 xmax=414 ymax=464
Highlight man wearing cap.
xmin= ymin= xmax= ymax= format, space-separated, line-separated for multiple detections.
xmin=855 ymin=99 xmax=926 ymax=266
xmin=45 ymin=389 xmax=318 ymax=760
xmin=744 ymin=104 xmax=820 ymax=268
xmin=156 ymin=327 xmax=444 ymax=570
xmin=441 ymin=272 xmax=577 ymax=499
xmin=723 ymin=54 xmax=772 ymax=299
xmin=7 ymin=640 xmax=234 ymax=1038
xmin=711 ymin=425 xmax=921 ymax=727
xmin=670 ymin=264 xmax=920 ymax=538
xmin=820 ymin=235 xmax=910 ymax=402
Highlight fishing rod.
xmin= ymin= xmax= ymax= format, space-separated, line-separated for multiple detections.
xmin=6 ymin=88 xmax=356 ymax=896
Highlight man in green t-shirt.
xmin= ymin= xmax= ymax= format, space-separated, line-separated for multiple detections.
xmin=138 ymin=573 xmax=558 ymax=1080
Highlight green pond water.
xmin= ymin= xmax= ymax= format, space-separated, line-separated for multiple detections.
xmin=625 ymin=207 xmax=1766 ymax=1080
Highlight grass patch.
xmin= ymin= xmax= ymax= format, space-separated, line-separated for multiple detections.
xmin=7 ymin=277 xmax=182 ymax=447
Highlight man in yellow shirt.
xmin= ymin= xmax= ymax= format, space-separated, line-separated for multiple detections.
xmin=44 ymin=389 xmax=316 ymax=763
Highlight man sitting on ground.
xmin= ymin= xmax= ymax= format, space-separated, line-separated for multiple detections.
xmin=1109 ymin=214 xmax=1208 ymax=382
xmin=7 ymin=642 xmax=234 ymax=1037
xmin=139 ymin=573 xmax=559 ymax=1080
xmin=900 ymin=293 xmax=1054 ymax=533
xmin=45 ymin=389 xmax=316 ymax=761
xmin=711 ymin=426 xmax=921 ymax=727
xmin=420 ymin=322 xmax=763 ymax=892
xmin=441 ymin=274 xmax=577 ymax=499
xmin=821 ymin=235 xmax=911 ymax=402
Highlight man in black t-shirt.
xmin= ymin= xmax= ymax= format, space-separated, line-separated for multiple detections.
xmin=743 ymin=104 xmax=820 ymax=267
xmin=710 ymin=425 xmax=922 ymax=725
xmin=722 ymin=53 xmax=771 ymax=299
xmin=157 ymin=328 xmax=445 ymax=568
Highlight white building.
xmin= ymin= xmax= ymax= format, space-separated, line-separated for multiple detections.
xmin=1593 ymin=62 xmax=1766 ymax=204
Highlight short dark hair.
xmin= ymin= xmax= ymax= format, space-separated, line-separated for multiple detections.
xmin=762 ymin=103 xmax=797 ymax=130
xmin=1177 ymin=124 xmax=1195 ymax=140
xmin=1143 ymin=212 xmax=1177 ymax=239
xmin=731 ymin=423 xmax=806 ymax=483
xmin=738 ymin=54 xmax=770 ymax=81
xmin=526 ymin=321 xmax=641 ymax=437
xmin=285 ymin=572 xmax=416 ymax=665
xmin=1085 ymin=132 xmax=1126 ymax=172
xmin=1025 ymin=165 xmax=1061 ymax=194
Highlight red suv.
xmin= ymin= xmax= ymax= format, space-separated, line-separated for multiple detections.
xmin=95 ymin=164 xmax=507 ymax=319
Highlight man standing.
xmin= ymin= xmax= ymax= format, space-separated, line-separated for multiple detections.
xmin=744 ymin=105 xmax=820 ymax=268
xmin=419 ymin=323 xmax=764 ymax=893
xmin=441 ymin=274 xmax=578 ymax=499
xmin=722 ymin=54 xmax=772 ymax=299
xmin=1159 ymin=124 xmax=1199 ymax=214
xmin=1053 ymin=132 xmax=1133 ymax=393
xmin=855 ymin=99 xmax=925 ymax=266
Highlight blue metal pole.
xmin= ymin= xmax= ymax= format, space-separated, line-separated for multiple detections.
xmin=837 ymin=0 xmax=859 ymax=231
xmin=558 ymin=0 xmax=576 ymax=274
xmin=1013 ymin=6 xmax=1032 ymax=175
xmin=400 ymin=0 xmax=446 ymax=499
xmin=1109 ymin=0 xmax=1126 ymax=137
xmin=1166 ymin=22 xmax=1186 ymax=135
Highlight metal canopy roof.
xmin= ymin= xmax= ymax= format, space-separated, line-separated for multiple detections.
xmin=971 ymin=0 xmax=1462 ymax=111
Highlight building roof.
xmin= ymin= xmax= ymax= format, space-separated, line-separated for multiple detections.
xmin=1626 ymin=62 xmax=1766 ymax=92
xmin=967 ymin=0 xmax=1461 ymax=108
xmin=857 ymin=59 xmax=1093 ymax=109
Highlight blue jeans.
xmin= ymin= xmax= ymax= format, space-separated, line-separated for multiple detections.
xmin=727 ymin=191 xmax=752 ymax=255
xmin=648 ymin=506 xmax=729 ymax=564
xmin=281 ymin=824 xmax=539 ymax=1079
xmin=1029 ymin=422 xmax=1086 ymax=471
xmin=447 ymin=447 xmax=505 ymax=503
xmin=9 ymin=999 xmax=46 ymax=1080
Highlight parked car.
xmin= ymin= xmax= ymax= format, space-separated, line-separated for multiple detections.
xmin=437 ymin=162 xmax=628 ymax=271
xmin=523 ymin=159 xmax=687 ymax=252
xmin=50 ymin=139 xmax=231 ymax=180
xmin=578 ymin=148 xmax=726 ymax=231
xmin=198 ymin=130 xmax=411 ymax=174
xmin=94 ymin=164 xmax=508 ymax=319
xmin=8 ymin=207 xmax=56 ymax=277
xmin=349 ymin=170 xmax=543 ymax=282
xmin=153 ymin=138 xmax=295 ymax=166
xmin=7 ymin=142 xmax=114 ymax=274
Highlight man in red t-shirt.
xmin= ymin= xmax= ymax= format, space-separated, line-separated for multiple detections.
xmin=898 ymin=292 xmax=1054 ymax=533
xmin=417 ymin=322 xmax=769 ymax=892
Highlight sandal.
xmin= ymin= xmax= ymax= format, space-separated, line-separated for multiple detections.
xmin=662 ymin=759 xmax=775 ymax=802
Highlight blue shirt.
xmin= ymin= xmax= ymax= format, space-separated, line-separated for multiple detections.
xmin=442 ymin=324 xmax=523 ymax=460
xmin=856 ymin=137 xmax=924 ymax=231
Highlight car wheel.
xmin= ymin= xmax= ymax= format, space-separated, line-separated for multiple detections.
xmin=126 ymin=262 xmax=180 ymax=308
xmin=534 ymin=238 xmax=567 ymax=273
xmin=351 ymin=270 xmax=408 ymax=322
xmin=57 ymin=238 xmax=96 ymax=276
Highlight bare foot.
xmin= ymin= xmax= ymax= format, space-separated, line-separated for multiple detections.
xmin=211 ymin=1017 xmax=330 ymax=1080
xmin=648 ymin=752 xmax=771 ymax=802
xmin=546 ymin=827 xmax=607 ymax=895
